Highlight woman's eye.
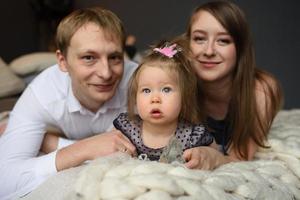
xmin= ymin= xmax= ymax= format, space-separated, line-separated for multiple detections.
xmin=142 ymin=88 xmax=151 ymax=93
xmin=193 ymin=36 xmax=206 ymax=44
xmin=162 ymin=87 xmax=172 ymax=93
xmin=217 ymin=38 xmax=232 ymax=46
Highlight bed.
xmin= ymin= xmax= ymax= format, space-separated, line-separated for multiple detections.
xmin=19 ymin=109 xmax=300 ymax=200
xmin=0 ymin=53 xmax=56 ymax=113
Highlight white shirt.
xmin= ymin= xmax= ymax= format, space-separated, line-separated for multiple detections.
xmin=0 ymin=61 xmax=137 ymax=199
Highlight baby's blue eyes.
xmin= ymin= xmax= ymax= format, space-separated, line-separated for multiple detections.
xmin=142 ymin=88 xmax=151 ymax=93
xmin=162 ymin=87 xmax=171 ymax=93
xmin=141 ymin=87 xmax=172 ymax=93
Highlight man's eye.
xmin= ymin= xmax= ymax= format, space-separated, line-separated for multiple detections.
xmin=109 ymin=54 xmax=123 ymax=65
xmin=142 ymin=88 xmax=151 ymax=93
xmin=82 ymin=55 xmax=94 ymax=61
xmin=162 ymin=87 xmax=171 ymax=93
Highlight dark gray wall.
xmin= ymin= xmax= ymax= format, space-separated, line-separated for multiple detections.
xmin=0 ymin=0 xmax=299 ymax=109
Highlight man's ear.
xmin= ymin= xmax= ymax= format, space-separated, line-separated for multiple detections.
xmin=56 ymin=50 xmax=68 ymax=72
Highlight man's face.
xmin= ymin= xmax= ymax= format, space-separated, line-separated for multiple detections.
xmin=57 ymin=22 xmax=124 ymax=112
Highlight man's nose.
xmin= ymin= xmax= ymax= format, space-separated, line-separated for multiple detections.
xmin=96 ymin=59 xmax=112 ymax=80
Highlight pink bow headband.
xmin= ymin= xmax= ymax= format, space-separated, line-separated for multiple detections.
xmin=153 ymin=43 xmax=180 ymax=58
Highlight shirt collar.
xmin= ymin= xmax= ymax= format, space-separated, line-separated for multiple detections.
xmin=96 ymin=86 xmax=125 ymax=114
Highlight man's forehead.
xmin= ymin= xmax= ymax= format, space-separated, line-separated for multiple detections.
xmin=102 ymin=30 xmax=123 ymax=47
xmin=69 ymin=23 xmax=123 ymax=51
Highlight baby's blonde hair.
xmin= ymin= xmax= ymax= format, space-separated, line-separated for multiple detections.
xmin=127 ymin=39 xmax=201 ymax=124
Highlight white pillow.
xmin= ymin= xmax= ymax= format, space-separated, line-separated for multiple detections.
xmin=0 ymin=57 xmax=25 ymax=98
xmin=9 ymin=52 xmax=57 ymax=76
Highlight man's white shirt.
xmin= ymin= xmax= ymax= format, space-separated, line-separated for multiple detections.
xmin=0 ymin=60 xmax=137 ymax=199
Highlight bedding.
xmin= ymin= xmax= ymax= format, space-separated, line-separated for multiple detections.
xmin=0 ymin=52 xmax=56 ymax=110
xmin=19 ymin=109 xmax=300 ymax=200
xmin=0 ymin=57 xmax=25 ymax=98
xmin=9 ymin=52 xmax=56 ymax=76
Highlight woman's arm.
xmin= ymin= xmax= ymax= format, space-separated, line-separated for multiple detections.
xmin=183 ymin=146 xmax=238 ymax=170
xmin=184 ymin=73 xmax=282 ymax=170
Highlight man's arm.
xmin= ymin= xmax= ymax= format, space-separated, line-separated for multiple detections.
xmin=55 ymin=129 xmax=136 ymax=171
xmin=0 ymin=87 xmax=58 ymax=199
xmin=40 ymin=132 xmax=75 ymax=153
xmin=0 ymin=88 xmax=136 ymax=199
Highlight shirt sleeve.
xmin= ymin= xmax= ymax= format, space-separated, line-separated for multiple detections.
xmin=0 ymin=87 xmax=58 ymax=199
xmin=57 ymin=137 xmax=75 ymax=149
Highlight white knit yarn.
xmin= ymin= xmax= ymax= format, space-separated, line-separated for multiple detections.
xmin=68 ymin=110 xmax=300 ymax=200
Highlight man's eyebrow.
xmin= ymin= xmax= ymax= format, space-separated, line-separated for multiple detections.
xmin=109 ymin=51 xmax=124 ymax=55
xmin=77 ymin=49 xmax=97 ymax=54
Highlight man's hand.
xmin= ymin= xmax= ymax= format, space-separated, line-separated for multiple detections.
xmin=55 ymin=129 xmax=136 ymax=171
xmin=183 ymin=146 xmax=231 ymax=170
xmin=82 ymin=129 xmax=137 ymax=159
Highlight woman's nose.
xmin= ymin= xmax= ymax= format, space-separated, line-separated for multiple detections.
xmin=203 ymin=41 xmax=216 ymax=56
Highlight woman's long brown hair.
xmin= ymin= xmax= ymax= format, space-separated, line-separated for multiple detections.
xmin=186 ymin=1 xmax=283 ymax=159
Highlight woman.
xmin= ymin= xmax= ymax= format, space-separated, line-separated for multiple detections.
xmin=182 ymin=1 xmax=283 ymax=170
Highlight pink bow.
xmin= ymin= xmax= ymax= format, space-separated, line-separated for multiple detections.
xmin=153 ymin=43 xmax=178 ymax=58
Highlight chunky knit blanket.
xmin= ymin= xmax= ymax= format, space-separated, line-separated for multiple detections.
xmin=22 ymin=110 xmax=300 ymax=200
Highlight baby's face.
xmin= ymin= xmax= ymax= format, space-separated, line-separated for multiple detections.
xmin=136 ymin=65 xmax=182 ymax=126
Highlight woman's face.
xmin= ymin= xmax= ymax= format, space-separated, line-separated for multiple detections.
xmin=189 ymin=10 xmax=237 ymax=83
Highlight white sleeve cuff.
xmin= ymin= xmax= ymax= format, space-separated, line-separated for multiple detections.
xmin=58 ymin=137 xmax=75 ymax=149
xmin=34 ymin=151 xmax=58 ymax=178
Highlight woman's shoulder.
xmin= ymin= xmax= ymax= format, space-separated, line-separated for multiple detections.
xmin=255 ymin=69 xmax=281 ymax=95
xmin=255 ymin=69 xmax=280 ymax=90
xmin=254 ymin=69 xmax=283 ymax=112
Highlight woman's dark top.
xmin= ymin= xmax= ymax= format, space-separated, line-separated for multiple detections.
xmin=206 ymin=116 xmax=231 ymax=155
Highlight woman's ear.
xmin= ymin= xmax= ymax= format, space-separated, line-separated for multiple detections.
xmin=56 ymin=50 xmax=68 ymax=72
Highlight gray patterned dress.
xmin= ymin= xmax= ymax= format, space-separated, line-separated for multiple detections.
xmin=113 ymin=113 xmax=214 ymax=161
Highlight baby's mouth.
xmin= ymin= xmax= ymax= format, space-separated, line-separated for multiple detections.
xmin=150 ymin=109 xmax=162 ymax=118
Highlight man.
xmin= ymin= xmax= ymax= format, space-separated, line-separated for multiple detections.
xmin=0 ymin=7 xmax=137 ymax=199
